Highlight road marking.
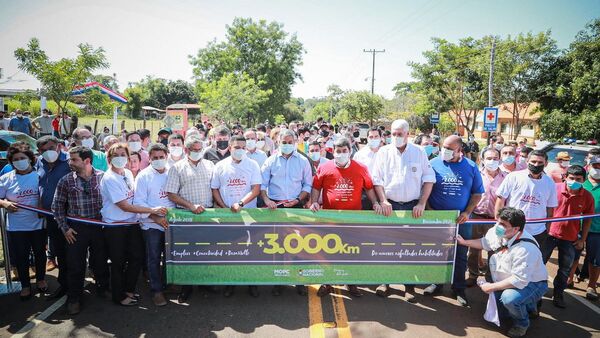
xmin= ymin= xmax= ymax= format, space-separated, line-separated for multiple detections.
xmin=237 ymin=242 xmax=252 ymax=245
xmin=216 ymin=242 xmax=232 ymax=245
xmin=564 ymin=288 xmax=600 ymax=316
xmin=13 ymin=295 xmax=66 ymax=337
xmin=308 ymin=285 xmax=325 ymax=338
xmin=195 ymin=242 xmax=210 ymax=245
xmin=402 ymin=243 xmax=416 ymax=246
xmin=421 ymin=243 xmax=436 ymax=246
xmin=174 ymin=242 xmax=189 ymax=245
xmin=360 ymin=242 xmax=375 ymax=246
xmin=331 ymin=288 xmax=352 ymax=338
xmin=381 ymin=243 xmax=396 ymax=246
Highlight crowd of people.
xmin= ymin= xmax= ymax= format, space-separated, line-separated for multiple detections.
xmin=1 ymin=110 xmax=599 ymax=338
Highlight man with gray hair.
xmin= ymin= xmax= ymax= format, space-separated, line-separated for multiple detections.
xmin=261 ymin=128 xmax=313 ymax=296
xmin=372 ymin=119 xmax=436 ymax=302
xmin=72 ymin=127 xmax=108 ymax=171
xmin=165 ymin=135 xmax=215 ymax=303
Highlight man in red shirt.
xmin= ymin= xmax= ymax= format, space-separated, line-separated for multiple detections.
xmin=542 ymin=165 xmax=594 ymax=308
xmin=310 ymin=136 xmax=382 ymax=297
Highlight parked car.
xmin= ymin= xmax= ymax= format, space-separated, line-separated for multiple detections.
xmin=539 ymin=143 xmax=599 ymax=167
xmin=0 ymin=130 xmax=39 ymax=170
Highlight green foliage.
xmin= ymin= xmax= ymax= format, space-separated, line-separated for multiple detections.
xmin=123 ymin=76 xmax=197 ymax=117
xmin=197 ymin=72 xmax=271 ymax=125
xmin=83 ymin=88 xmax=117 ymax=116
xmin=14 ymin=38 xmax=109 ymax=114
xmin=5 ymin=98 xmax=81 ymax=116
xmin=190 ymin=17 xmax=304 ymax=122
xmin=13 ymin=90 xmax=39 ymax=108
xmin=539 ymin=109 xmax=573 ymax=140
xmin=339 ymin=90 xmax=384 ymax=125
xmin=123 ymin=86 xmax=145 ymax=118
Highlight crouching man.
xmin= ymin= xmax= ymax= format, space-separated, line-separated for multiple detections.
xmin=456 ymin=207 xmax=548 ymax=338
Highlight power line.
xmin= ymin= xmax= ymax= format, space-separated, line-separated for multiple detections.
xmin=363 ymin=49 xmax=385 ymax=94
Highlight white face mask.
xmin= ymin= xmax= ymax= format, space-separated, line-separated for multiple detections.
xmin=151 ymin=159 xmax=167 ymax=170
xmin=589 ymin=167 xmax=600 ymax=180
xmin=256 ymin=140 xmax=265 ymax=149
xmin=442 ymin=148 xmax=455 ymax=162
xmin=42 ymin=150 xmax=59 ymax=163
xmin=111 ymin=156 xmax=128 ymax=169
xmin=368 ymin=138 xmax=381 ymax=149
xmin=246 ymin=139 xmax=257 ymax=150
xmin=81 ymin=138 xmax=95 ymax=149
xmin=484 ymin=159 xmax=500 ymax=171
xmin=560 ymin=160 xmax=570 ymax=168
xmin=232 ymin=149 xmax=246 ymax=161
xmin=393 ymin=135 xmax=406 ymax=148
xmin=169 ymin=146 xmax=183 ymax=157
xmin=334 ymin=152 xmax=350 ymax=166
xmin=13 ymin=159 xmax=30 ymax=171
xmin=188 ymin=151 xmax=202 ymax=161
xmin=128 ymin=141 xmax=142 ymax=152
xmin=309 ymin=152 xmax=321 ymax=162
xmin=495 ymin=143 xmax=504 ymax=151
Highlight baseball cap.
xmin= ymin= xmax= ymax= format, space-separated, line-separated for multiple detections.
xmin=589 ymin=155 xmax=600 ymax=165
xmin=556 ymin=151 xmax=572 ymax=161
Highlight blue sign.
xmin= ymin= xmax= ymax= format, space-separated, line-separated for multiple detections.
xmin=483 ymin=107 xmax=498 ymax=132
xmin=430 ymin=112 xmax=440 ymax=124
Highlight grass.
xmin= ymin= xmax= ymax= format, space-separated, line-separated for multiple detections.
xmin=78 ymin=116 xmax=165 ymax=139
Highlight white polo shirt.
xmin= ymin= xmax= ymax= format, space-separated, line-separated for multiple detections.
xmin=211 ymin=157 xmax=262 ymax=208
xmin=372 ymin=143 xmax=436 ymax=203
xmin=133 ymin=166 xmax=175 ymax=231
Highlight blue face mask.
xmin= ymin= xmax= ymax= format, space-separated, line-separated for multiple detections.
xmin=385 ymin=137 xmax=392 ymax=144
xmin=423 ymin=145 xmax=434 ymax=156
xmin=280 ymin=144 xmax=295 ymax=155
xmin=495 ymin=224 xmax=506 ymax=237
xmin=502 ymin=155 xmax=516 ymax=165
xmin=566 ymin=180 xmax=582 ymax=190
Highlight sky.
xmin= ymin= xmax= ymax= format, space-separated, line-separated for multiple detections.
xmin=0 ymin=0 xmax=598 ymax=100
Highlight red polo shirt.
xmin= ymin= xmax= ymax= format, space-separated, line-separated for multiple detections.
xmin=550 ymin=183 xmax=595 ymax=241
xmin=312 ymin=160 xmax=373 ymax=210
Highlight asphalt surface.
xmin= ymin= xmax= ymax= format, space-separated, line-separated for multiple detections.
xmin=1 ymin=249 xmax=599 ymax=338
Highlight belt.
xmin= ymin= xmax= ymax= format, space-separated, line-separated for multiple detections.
xmin=388 ymin=199 xmax=418 ymax=205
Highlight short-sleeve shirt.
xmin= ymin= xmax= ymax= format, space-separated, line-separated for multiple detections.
xmin=473 ymin=169 xmax=507 ymax=217
xmin=0 ymin=171 xmax=44 ymax=231
xmin=583 ymin=180 xmax=600 ymax=233
xmin=496 ymin=170 xmax=558 ymax=235
xmin=165 ymin=158 xmax=214 ymax=208
xmin=313 ymin=160 xmax=373 ymax=210
xmin=9 ymin=117 xmax=31 ymax=134
xmin=550 ymin=183 xmax=595 ymax=241
xmin=429 ymin=156 xmax=484 ymax=212
xmin=133 ymin=166 xmax=175 ymax=231
xmin=33 ymin=115 xmax=54 ymax=134
xmin=100 ymin=168 xmax=137 ymax=224
xmin=211 ymin=157 xmax=262 ymax=208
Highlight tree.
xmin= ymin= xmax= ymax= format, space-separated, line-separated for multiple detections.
xmin=14 ymin=38 xmax=109 ymax=114
xmin=197 ymin=72 xmax=271 ymax=125
xmin=124 ymin=86 xmax=145 ymax=118
xmin=190 ymin=17 xmax=304 ymax=122
xmin=89 ymin=73 xmax=119 ymax=91
xmin=125 ymin=76 xmax=197 ymax=110
xmin=84 ymin=88 xmax=117 ymax=116
xmin=340 ymin=90 xmax=384 ymax=126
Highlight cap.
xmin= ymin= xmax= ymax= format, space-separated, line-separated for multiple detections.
xmin=158 ymin=127 xmax=172 ymax=135
xmin=590 ymin=155 xmax=600 ymax=165
xmin=556 ymin=151 xmax=572 ymax=161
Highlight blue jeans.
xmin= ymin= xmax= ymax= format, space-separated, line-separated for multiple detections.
xmin=452 ymin=222 xmax=472 ymax=291
xmin=494 ymin=281 xmax=548 ymax=328
xmin=541 ymin=235 xmax=576 ymax=294
xmin=143 ymin=228 xmax=166 ymax=294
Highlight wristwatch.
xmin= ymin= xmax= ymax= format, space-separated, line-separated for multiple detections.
xmin=238 ymin=200 xmax=245 ymax=207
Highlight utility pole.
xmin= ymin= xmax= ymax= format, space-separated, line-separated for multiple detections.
xmin=488 ymin=39 xmax=496 ymax=107
xmin=363 ymin=49 xmax=385 ymax=94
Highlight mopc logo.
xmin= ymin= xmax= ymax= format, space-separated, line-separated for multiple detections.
xmin=273 ymin=269 xmax=290 ymax=277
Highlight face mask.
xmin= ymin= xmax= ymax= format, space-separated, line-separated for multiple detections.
xmin=422 ymin=145 xmax=434 ymax=156
xmin=502 ymin=155 xmax=516 ymax=165
xmin=12 ymin=159 xmax=30 ymax=171
xmin=256 ymin=140 xmax=265 ymax=149
xmin=128 ymin=141 xmax=142 ymax=152
xmin=169 ymin=146 xmax=183 ymax=157
xmin=309 ymin=152 xmax=321 ymax=162
xmin=188 ymin=151 xmax=202 ymax=161
xmin=111 ymin=156 xmax=128 ymax=169
xmin=151 ymin=159 xmax=167 ymax=171
xmin=17 ymin=114 xmax=23 ymax=119
xmin=495 ymin=143 xmax=504 ymax=151
xmin=484 ymin=159 xmax=500 ymax=171
xmin=216 ymin=140 xmax=229 ymax=150
xmin=495 ymin=224 xmax=506 ymax=238
xmin=160 ymin=139 xmax=169 ymax=146
xmin=368 ymin=139 xmax=381 ymax=149
xmin=353 ymin=131 xmax=360 ymax=138
xmin=246 ymin=139 xmax=257 ymax=150
xmin=442 ymin=148 xmax=454 ymax=162
xmin=560 ymin=161 xmax=570 ymax=168
xmin=528 ymin=163 xmax=545 ymax=175
xmin=432 ymin=147 xmax=439 ymax=155
xmin=566 ymin=180 xmax=582 ymax=190
xmin=81 ymin=138 xmax=95 ymax=149
xmin=334 ymin=152 xmax=350 ymax=166
xmin=232 ymin=149 xmax=246 ymax=161
xmin=590 ymin=167 xmax=600 ymax=180
xmin=280 ymin=144 xmax=295 ymax=155
xmin=393 ymin=136 xmax=405 ymax=148
xmin=42 ymin=150 xmax=59 ymax=163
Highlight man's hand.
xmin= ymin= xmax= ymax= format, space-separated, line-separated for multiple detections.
xmin=150 ymin=215 xmax=169 ymax=229
xmin=151 ymin=206 xmax=168 ymax=216
xmin=412 ymin=202 xmax=425 ymax=218
xmin=310 ymin=202 xmax=320 ymax=212
xmin=480 ymin=282 xmax=495 ymax=294
xmin=574 ymin=239 xmax=585 ymax=251
xmin=282 ymin=199 xmax=299 ymax=208
xmin=373 ymin=203 xmax=384 ymax=215
xmin=264 ymin=199 xmax=277 ymax=210
xmin=230 ymin=203 xmax=242 ymax=213
xmin=190 ymin=204 xmax=205 ymax=214
xmin=381 ymin=201 xmax=392 ymax=217
xmin=455 ymin=234 xmax=466 ymax=246
xmin=64 ymin=228 xmax=77 ymax=244
xmin=456 ymin=211 xmax=470 ymax=224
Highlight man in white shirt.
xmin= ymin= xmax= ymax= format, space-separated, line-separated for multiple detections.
xmin=495 ymin=149 xmax=558 ymax=246
xmin=244 ymin=129 xmax=267 ymax=167
xmin=457 ymin=207 xmax=548 ymax=338
xmin=371 ymin=119 xmax=436 ymax=301
xmin=166 ymin=133 xmax=185 ymax=166
xmin=353 ymin=128 xmax=382 ymax=175
xmin=133 ymin=143 xmax=175 ymax=307
xmin=211 ymin=135 xmax=262 ymax=298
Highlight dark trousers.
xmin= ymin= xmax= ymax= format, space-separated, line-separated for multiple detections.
xmin=46 ymin=217 xmax=68 ymax=289
xmin=66 ymin=222 xmax=109 ymax=303
xmin=104 ymin=225 xmax=144 ymax=303
xmin=468 ymin=215 xmax=493 ymax=279
xmin=542 ymin=235 xmax=576 ymax=295
xmin=7 ymin=229 xmax=46 ymax=288
xmin=143 ymin=228 xmax=166 ymax=294
xmin=453 ymin=221 xmax=472 ymax=291
xmin=388 ymin=199 xmax=418 ymax=211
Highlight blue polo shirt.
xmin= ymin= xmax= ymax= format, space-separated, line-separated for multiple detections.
xmin=37 ymin=152 xmax=71 ymax=210
xmin=9 ymin=117 xmax=31 ymax=134
xmin=429 ymin=156 xmax=484 ymax=212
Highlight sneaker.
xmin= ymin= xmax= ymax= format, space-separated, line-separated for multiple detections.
xmin=454 ymin=289 xmax=469 ymax=307
xmin=152 ymin=292 xmax=167 ymax=307
xmin=423 ymin=284 xmax=440 ymax=295
xmin=405 ymin=285 xmax=416 ymax=303
xmin=67 ymin=302 xmax=81 ymax=315
xmin=586 ymin=287 xmax=598 ymax=300
xmin=507 ymin=325 xmax=528 ymax=338
xmin=46 ymin=259 xmax=57 ymax=272
xmin=347 ymin=285 xmax=363 ymax=297
xmin=375 ymin=284 xmax=391 ymax=298
xmin=552 ymin=292 xmax=566 ymax=308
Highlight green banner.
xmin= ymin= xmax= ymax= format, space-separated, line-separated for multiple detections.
xmin=166 ymin=208 xmax=459 ymax=285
